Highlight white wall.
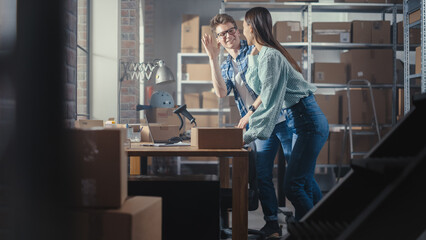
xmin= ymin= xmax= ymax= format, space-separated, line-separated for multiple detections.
xmin=90 ymin=0 xmax=120 ymax=121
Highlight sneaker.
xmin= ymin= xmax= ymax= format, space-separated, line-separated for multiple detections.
xmin=260 ymin=220 xmax=282 ymax=239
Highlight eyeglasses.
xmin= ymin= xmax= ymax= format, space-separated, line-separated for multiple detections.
xmin=216 ymin=27 xmax=237 ymax=39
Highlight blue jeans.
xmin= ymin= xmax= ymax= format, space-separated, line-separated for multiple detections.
xmin=285 ymin=94 xmax=329 ymax=220
xmin=255 ymin=121 xmax=293 ymax=222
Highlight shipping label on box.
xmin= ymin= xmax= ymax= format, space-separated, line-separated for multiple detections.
xmin=181 ymin=14 xmax=200 ymax=53
xmin=191 ymin=127 xmax=243 ymax=149
xmin=67 ymin=128 xmax=128 ymax=208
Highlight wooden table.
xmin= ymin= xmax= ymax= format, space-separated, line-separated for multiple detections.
xmin=126 ymin=143 xmax=249 ymax=240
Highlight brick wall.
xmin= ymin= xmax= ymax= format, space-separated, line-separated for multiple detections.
xmin=120 ymin=0 xmax=141 ymax=124
xmin=65 ymin=0 xmax=77 ymax=127
xmin=77 ymin=0 xmax=88 ymax=120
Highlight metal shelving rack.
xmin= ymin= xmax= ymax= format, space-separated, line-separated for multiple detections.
xmin=403 ymin=0 xmax=426 ymax=114
xmin=221 ymin=1 xmax=402 ymax=126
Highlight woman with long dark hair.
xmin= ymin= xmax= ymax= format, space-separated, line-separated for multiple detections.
xmin=242 ymin=6 xmax=329 ymax=237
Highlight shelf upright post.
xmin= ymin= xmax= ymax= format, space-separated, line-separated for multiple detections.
xmin=422 ymin=0 xmax=426 ymax=93
xmin=177 ymin=53 xmax=182 ymax=105
xmin=403 ymin=0 xmax=411 ymax=114
xmin=307 ymin=3 xmax=313 ymax=83
xmin=392 ymin=5 xmax=398 ymax=125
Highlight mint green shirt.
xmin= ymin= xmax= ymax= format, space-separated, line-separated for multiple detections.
xmin=243 ymin=46 xmax=317 ymax=144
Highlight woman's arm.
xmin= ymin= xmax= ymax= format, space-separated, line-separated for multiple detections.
xmin=244 ymin=50 xmax=288 ymax=144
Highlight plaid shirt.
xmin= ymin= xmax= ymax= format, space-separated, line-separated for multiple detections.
xmin=221 ymin=40 xmax=257 ymax=121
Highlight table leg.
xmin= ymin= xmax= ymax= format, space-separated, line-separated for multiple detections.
xmin=232 ymin=156 xmax=248 ymax=240
xmin=219 ymin=157 xmax=230 ymax=189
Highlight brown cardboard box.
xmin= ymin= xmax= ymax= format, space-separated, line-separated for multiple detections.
xmin=341 ymin=49 xmax=393 ymax=84
xmin=409 ymin=9 xmax=421 ymax=24
xmin=416 ymin=46 xmax=421 ymax=74
xmin=397 ymin=21 xmax=420 ymax=45
xmin=317 ymin=132 xmax=349 ymax=165
xmin=352 ymin=21 xmax=372 ymax=43
xmin=191 ymin=127 xmax=243 ymax=149
xmin=183 ymin=63 xmax=212 ymax=81
xmin=145 ymin=108 xmax=181 ymax=126
xmin=313 ymin=22 xmax=351 ymax=43
xmin=75 ymin=119 xmax=104 ymax=129
xmin=181 ymin=14 xmax=199 ymax=53
xmin=313 ymin=62 xmax=346 ymax=84
xmin=372 ymin=21 xmax=390 ymax=44
xmin=224 ymin=0 xmax=269 ymax=2
xmin=340 ymin=88 xmax=392 ymax=124
xmin=315 ymin=94 xmax=340 ymax=124
xmin=142 ymin=123 xmax=180 ymax=143
xmin=202 ymin=91 xmax=218 ymax=108
xmin=185 ymin=114 xmax=225 ymax=130
xmin=70 ymin=196 xmax=162 ymax=240
xmin=67 ymin=128 xmax=127 ymax=208
xmin=184 ymin=93 xmax=201 ymax=109
xmin=273 ymin=21 xmax=302 ymax=43
xmin=352 ymin=20 xmax=390 ymax=44
xmin=201 ymin=25 xmax=215 ymax=53
xmin=235 ymin=20 xmax=246 ymax=41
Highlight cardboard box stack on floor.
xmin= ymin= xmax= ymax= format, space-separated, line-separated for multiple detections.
xmin=67 ymin=128 xmax=162 ymax=240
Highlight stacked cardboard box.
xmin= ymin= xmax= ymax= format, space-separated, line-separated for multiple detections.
xmin=273 ymin=21 xmax=302 ymax=43
xmin=312 ymin=22 xmax=351 ymax=43
xmin=182 ymin=63 xmax=211 ymax=81
xmin=341 ymin=49 xmax=393 ymax=84
xmin=184 ymin=92 xmax=201 ymax=109
xmin=352 ymin=21 xmax=390 ymax=44
xmin=313 ymin=63 xmax=346 ymax=84
xmin=181 ymin=14 xmax=199 ymax=53
xmin=397 ymin=21 xmax=420 ymax=45
xmin=67 ymin=128 xmax=162 ymax=240
xmin=315 ymin=93 xmax=341 ymax=124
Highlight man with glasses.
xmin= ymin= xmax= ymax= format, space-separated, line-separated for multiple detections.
xmin=202 ymin=13 xmax=258 ymax=129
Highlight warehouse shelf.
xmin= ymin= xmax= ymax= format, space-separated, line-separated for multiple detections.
xmin=222 ymin=2 xmax=402 ymax=13
xmin=403 ymin=0 xmax=425 ymax=114
xmin=186 ymin=108 xmax=230 ymax=113
xmin=181 ymin=80 xmax=213 ymax=85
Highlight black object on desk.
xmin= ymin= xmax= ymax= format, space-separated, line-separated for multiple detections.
xmin=128 ymin=175 xmax=220 ymax=240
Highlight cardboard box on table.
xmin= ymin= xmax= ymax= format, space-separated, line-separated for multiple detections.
xmin=67 ymin=128 xmax=127 ymax=208
xmin=181 ymin=14 xmax=199 ymax=53
xmin=191 ymin=127 xmax=243 ymax=149
xmin=70 ymin=196 xmax=162 ymax=240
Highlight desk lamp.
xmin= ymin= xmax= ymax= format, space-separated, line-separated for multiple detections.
xmin=119 ymin=59 xmax=174 ymax=122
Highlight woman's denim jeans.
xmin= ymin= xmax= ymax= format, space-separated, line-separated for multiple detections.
xmin=255 ymin=94 xmax=328 ymax=222
xmin=285 ymin=94 xmax=329 ymax=220
xmin=254 ymin=121 xmax=293 ymax=222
